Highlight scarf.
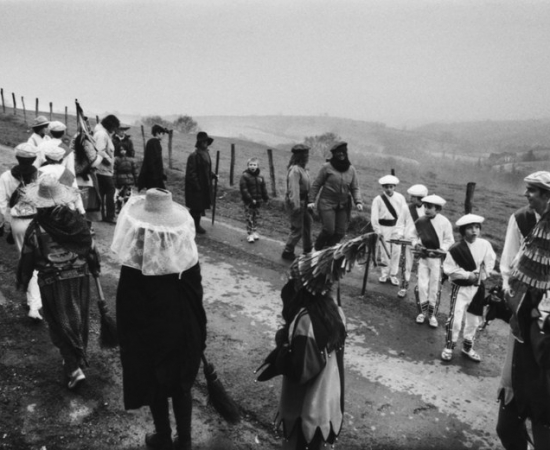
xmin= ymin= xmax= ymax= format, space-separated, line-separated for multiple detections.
xmin=329 ymin=155 xmax=351 ymax=172
xmin=36 ymin=206 xmax=92 ymax=257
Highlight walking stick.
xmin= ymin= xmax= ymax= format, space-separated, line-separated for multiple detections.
xmin=211 ymin=150 xmax=220 ymax=225
xmin=94 ymin=276 xmax=119 ymax=349
xmin=201 ymin=354 xmax=241 ymax=423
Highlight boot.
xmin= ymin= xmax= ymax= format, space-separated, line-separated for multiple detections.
xmin=173 ymin=391 xmax=192 ymax=450
xmin=191 ymin=212 xmax=206 ymax=234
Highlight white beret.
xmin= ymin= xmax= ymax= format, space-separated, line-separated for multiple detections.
xmin=524 ymin=171 xmax=550 ymax=191
xmin=456 ymin=214 xmax=484 ymax=227
xmin=422 ymin=194 xmax=446 ymax=206
xmin=407 ymin=184 xmax=428 ymax=197
xmin=15 ymin=143 xmax=38 ymax=158
xmin=42 ymin=141 xmax=65 ymax=161
xmin=49 ymin=121 xmax=67 ymax=133
xmin=379 ymin=175 xmax=399 ymax=185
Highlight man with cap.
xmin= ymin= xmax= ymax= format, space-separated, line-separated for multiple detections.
xmin=441 ymin=214 xmax=496 ymax=362
xmin=496 ymin=171 xmax=550 ymax=449
xmin=411 ymin=194 xmax=454 ymax=328
xmin=397 ymin=184 xmax=428 ymax=298
xmin=113 ymin=124 xmax=135 ymax=157
xmin=0 ymin=143 xmax=42 ymax=320
xmin=282 ymin=144 xmax=312 ymax=261
xmin=27 ymin=116 xmax=51 ymax=148
xmin=185 ymin=131 xmax=218 ymax=234
xmin=371 ymin=175 xmax=407 ymax=285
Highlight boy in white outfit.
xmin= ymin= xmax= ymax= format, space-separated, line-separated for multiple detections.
xmin=442 ymin=214 xmax=496 ymax=362
xmin=411 ymin=194 xmax=454 ymax=328
xmin=371 ymin=175 xmax=407 ymax=286
xmin=397 ymin=184 xmax=428 ymax=298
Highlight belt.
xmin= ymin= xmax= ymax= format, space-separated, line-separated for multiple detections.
xmin=379 ymin=219 xmax=397 ymax=227
xmin=38 ymin=265 xmax=89 ymax=286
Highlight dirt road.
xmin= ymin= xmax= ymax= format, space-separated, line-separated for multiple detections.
xmin=0 ymin=207 xmax=508 ymax=450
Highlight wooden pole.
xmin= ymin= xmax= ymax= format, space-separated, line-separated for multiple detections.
xmin=95 ymin=115 xmax=99 ymax=126
xmin=1 ymin=89 xmax=5 ymax=113
xmin=168 ymin=129 xmax=173 ymax=169
xmin=267 ymin=148 xmax=278 ymax=197
xmin=361 ymin=248 xmax=372 ymax=297
xmin=49 ymin=102 xmax=53 ymax=121
xmin=229 ymin=144 xmax=235 ymax=186
xmin=21 ymin=97 xmax=26 ymax=123
xmin=212 ymin=151 xmax=220 ymax=225
xmin=465 ymin=182 xmax=476 ymax=214
xmin=12 ymin=93 xmax=16 ymax=115
xmin=391 ymin=168 xmax=395 ymax=176
xmin=141 ymin=125 xmax=146 ymax=152
xmin=64 ymin=106 xmax=68 ymax=127
xmin=35 ymin=98 xmax=38 ymax=117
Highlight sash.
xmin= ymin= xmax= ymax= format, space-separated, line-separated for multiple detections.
xmin=381 ymin=194 xmax=398 ymax=220
xmin=514 ymin=206 xmax=537 ymax=238
xmin=449 ymin=241 xmax=477 ymax=287
xmin=415 ymin=216 xmax=440 ymax=250
xmin=409 ymin=204 xmax=419 ymax=222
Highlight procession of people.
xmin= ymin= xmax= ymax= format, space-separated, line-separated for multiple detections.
xmin=1 ymin=116 xmax=550 ymax=450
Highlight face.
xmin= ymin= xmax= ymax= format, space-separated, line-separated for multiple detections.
xmin=198 ymin=140 xmax=209 ymax=150
xmin=383 ymin=184 xmax=396 ymax=196
xmin=117 ymin=129 xmax=126 ymax=137
xmin=248 ymin=161 xmax=259 ymax=171
xmin=423 ymin=203 xmax=437 ymax=217
xmin=463 ymin=224 xmax=481 ymax=243
xmin=410 ymin=196 xmax=423 ymax=207
xmin=156 ymin=132 xmax=165 ymax=142
xmin=333 ymin=150 xmax=346 ymax=160
xmin=120 ymin=149 xmax=127 ymax=156
xmin=524 ymin=185 xmax=550 ymax=214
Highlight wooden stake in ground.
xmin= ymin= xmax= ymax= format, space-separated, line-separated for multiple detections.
xmin=49 ymin=102 xmax=53 ymax=121
xmin=141 ymin=125 xmax=146 ymax=151
xmin=35 ymin=98 xmax=38 ymax=117
xmin=465 ymin=182 xmax=476 ymax=214
xmin=12 ymin=93 xmax=16 ymax=115
xmin=229 ymin=144 xmax=235 ymax=186
xmin=65 ymin=106 xmax=68 ymax=127
xmin=1 ymin=89 xmax=5 ymax=114
xmin=168 ymin=129 xmax=173 ymax=169
xmin=211 ymin=150 xmax=220 ymax=225
xmin=21 ymin=97 xmax=26 ymax=123
xmin=267 ymin=148 xmax=278 ymax=198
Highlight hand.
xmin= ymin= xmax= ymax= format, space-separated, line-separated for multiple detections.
xmin=356 ymin=203 xmax=363 ymax=211
xmin=468 ymin=272 xmax=478 ymax=282
xmin=252 ymin=199 xmax=257 ymax=205
xmin=307 ymin=203 xmax=315 ymax=210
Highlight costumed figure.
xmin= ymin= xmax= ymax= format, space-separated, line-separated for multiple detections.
xmin=411 ymin=194 xmax=454 ymax=328
xmin=185 ymin=131 xmax=217 ymax=235
xmin=0 ymin=143 xmax=42 ymax=320
xmin=112 ymin=188 xmax=206 ymax=450
xmin=239 ymin=157 xmax=269 ymax=243
xmin=16 ymin=175 xmax=100 ymax=389
xmin=496 ymin=171 xmax=550 ymax=449
xmin=282 ymin=144 xmax=312 ymax=261
xmin=396 ymin=184 xmax=427 ymax=298
xmin=441 ymin=214 xmax=496 ymax=362
xmin=137 ymin=124 xmax=167 ymax=191
xmin=371 ymin=175 xmax=407 ymax=286
xmin=308 ymin=142 xmax=363 ymax=251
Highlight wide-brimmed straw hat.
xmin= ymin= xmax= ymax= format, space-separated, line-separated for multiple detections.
xmin=126 ymin=188 xmax=189 ymax=227
xmin=24 ymin=174 xmax=80 ymax=208
xmin=195 ymin=131 xmax=214 ymax=147
xmin=32 ymin=116 xmax=50 ymax=129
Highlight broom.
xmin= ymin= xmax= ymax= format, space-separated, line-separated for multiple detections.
xmin=201 ymin=354 xmax=241 ymax=423
xmin=94 ymin=276 xmax=119 ymax=349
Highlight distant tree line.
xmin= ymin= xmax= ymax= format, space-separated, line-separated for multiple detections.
xmin=140 ymin=114 xmax=198 ymax=134
xmin=304 ymin=132 xmax=341 ymax=159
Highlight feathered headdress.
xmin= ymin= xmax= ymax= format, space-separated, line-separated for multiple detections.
xmin=289 ymin=232 xmax=378 ymax=295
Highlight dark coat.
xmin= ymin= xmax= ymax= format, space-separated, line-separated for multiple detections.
xmin=185 ymin=149 xmax=215 ymax=212
xmin=113 ymin=156 xmax=137 ymax=188
xmin=239 ymin=169 xmax=269 ymax=206
xmin=137 ymin=138 xmax=165 ymax=191
xmin=116 ymin=263 xmax=207 ymax=410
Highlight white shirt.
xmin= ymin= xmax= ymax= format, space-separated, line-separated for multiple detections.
xmin=371 ymin=192 xmax=407 ymax=235
xmin=0 ymin=170 xmax=20 ymax=225
xmin=411 ymin=213 xmax=455 ymax=251
xmin=27 ymin=133 xmax=50 ymax=148
xmin=443 ymin=238 xmax=496 ymax=282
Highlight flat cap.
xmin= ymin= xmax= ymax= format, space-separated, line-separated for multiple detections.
xmin=330 ymin=141 xmax=348 ymax=153
xmin=379 ymin=175 xmax=399 ymax=186
xmin=49 ymin=121 xmax=67 ymax=133
xmin=422 ymin=194 xmax=446 ymax=206
xmin=524 ymin=171 xmax=550 ymax=191
xmin=15 ymin=143 xmax=38 ymax=158
xmin=456 ymin=214 xmax=484 ymax=227
xmin=41 ymin=141 xmax=65 ymax=161
xmin=407 ymin=184 xmax=428 ymax=198
xmin=291 ymin=144 xmax=310 ymax=153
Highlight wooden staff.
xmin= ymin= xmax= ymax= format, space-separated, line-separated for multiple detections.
xmin=267 ymin=148 xmax=277 ymax=197
xmin=211 ymin=150 xmax=220 ymax=225
xmin=229 ymin=144 xmax=235 ymax=186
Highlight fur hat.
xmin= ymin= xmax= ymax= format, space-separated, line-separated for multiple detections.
xmin=23 ymin=174 xmax=80 ymax=208
xmin=379 ymin=175 xmax=399 ymax=186
xmin=195 ymin=131 xmax=214 ymax=147
xmin=407 ymin=184 xmax=428 ymax=198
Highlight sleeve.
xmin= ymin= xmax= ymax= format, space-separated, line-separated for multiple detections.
xmin=403 ymin=207 xmax=415 ymax=240
xmin=443 ymin=251 xmax=471 ymax=280
xmin=483 ymin=241 xmax=497 ymax=277
xmin=0 ymin=176 xmax=10 ymax=224
xmin=185 ymin=153 xmax=201 ymax=192
xmin=94 ymin=130 xmax=113 ymax=166
xmin=440 ymin=219 xmax=455 ymax=251
xmin=308 ymin=166 xmax=327 ymax=204
xmin=500 ymin=214 xmax=522 ymax=291
xmin=113 ymin=158 xmax=119 ymax=179
xmin=393 ymin=196 xmax=407 ymax=238
xmin=371 ymin=196 xmax=381 ymax=233
xmin=261 ymin=178 xmax=269 ymax=202
xmin=239 ymin=174 xmax=251 ymax=203
xmin=349 ymin=167 xmax=362 ymax=205
xmin=286 ymin=167 xmax=302 ymax=211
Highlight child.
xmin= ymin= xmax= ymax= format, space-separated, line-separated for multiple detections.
xmin=239 ymin=157 xmax=269 ymax=243
xmin=411 ymin=194 xmax=454 ymax=328
xmin=441 ymin=214 xmax=496 ymax=362
xmin=113 ymin=147 xmax=137 ymax=214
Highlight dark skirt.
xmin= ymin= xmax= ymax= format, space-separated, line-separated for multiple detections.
xmin=116 ymin=263 xmax=207 ymax=410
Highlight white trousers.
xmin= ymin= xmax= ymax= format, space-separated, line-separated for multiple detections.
xmin=417 ymin=257 xmax=441 ymax=308
xmin=11 ymin=217 xmax=42 ymax=311
xmin=378 ymin=225 xmax=401 ymax=278
xmin=446 ymin=284 xmax=481 ymax=345
xmin=403 ymin=246 xmax=414 ymax=282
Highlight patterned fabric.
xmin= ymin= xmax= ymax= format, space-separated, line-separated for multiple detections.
xmin=245 ymin=204 xmax=259 ymax=234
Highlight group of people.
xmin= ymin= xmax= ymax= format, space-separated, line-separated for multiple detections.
xmin=1 ymin=116 xmax=550 ymax=450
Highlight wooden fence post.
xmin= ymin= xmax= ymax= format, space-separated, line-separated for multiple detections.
xmin=64 ymin=106 xmax=68 ymax=127
xmin=141 ymin=125 xmax=146 ymax=152
xmin=465 ymin=182 xmax=476 ymax=214
xmin=35 ymin=98 xmax=38 ymax=117
xmin=96 ymin=115 xmax=99 ymax=126
xmin=1 ymin=89 xmax=5 ymax=113
xmin=12 ymin=93 xmax=16 ymax=115
xmin=230 ymin=144 xmax=235 ymax=186
xmin=391 ymin=168 xmax=395 ymax=176
xmin=168 ymin=130 xmax=173 ymax=169
xmin=267 ymin=148 xmax=278 ymax=197
xmin=21 ymin=97 xmax=26 ymax=123
xmin=49 ymin=102 xmax=53 ymax=121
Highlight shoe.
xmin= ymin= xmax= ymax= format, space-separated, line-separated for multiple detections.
xmin=173 ymin=436 xmax=192 ymax=450
xmin=145 ymin=432 xmax=173 ymax=449
xmin=67 ymin=368 xmax=86 ymax=389
xmin=429 ymin=316 xmax=438 ymax=328
xmin=195 ymin=225 xmax=206 ymax=235
xmin=441 ymin=348 xmax=453 ymax=362
xmin=397 ymin=289 xmax=407 ymax=298
xmin=416 ymin=313 xmax=425 ymax=324
xmin=390 ymin=276 xmax=400 ymax=286
xmin=247 ymin=235 xmax=255 ymax=243
xmin=252 ymin=232 xmax=259 ymax=240
xmin=461 ymin=348 xmax=481 ymax=362
xmin=281 ymin=250 xmax=296 ymax=261
xmin=378 ymin=276 xmax=388 ymax=283
xmin=28 ymin=309 xmax=43 ymax=321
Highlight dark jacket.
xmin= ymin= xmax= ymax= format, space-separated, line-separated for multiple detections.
xmin=113 ymin=134 xmax=135 ymax=157
xmin=185 ymin=149 xmax=215 ymax=212
xmin=239 ymin=169 xmax=269 ymax=206
xmin=309 ymin=162 xmax=361 ymax=210
xmin=113 ymin=156 xmax=137 ymax=188
xmin=137 ymin=138 xmax=165 ymax=191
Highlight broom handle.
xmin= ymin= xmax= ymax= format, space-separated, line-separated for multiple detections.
xmin=94 ymin=276 xmax=106 ymax=304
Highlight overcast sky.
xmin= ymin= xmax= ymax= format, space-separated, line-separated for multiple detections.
xmin=1 ymin=0 xmax=549 ymax=127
